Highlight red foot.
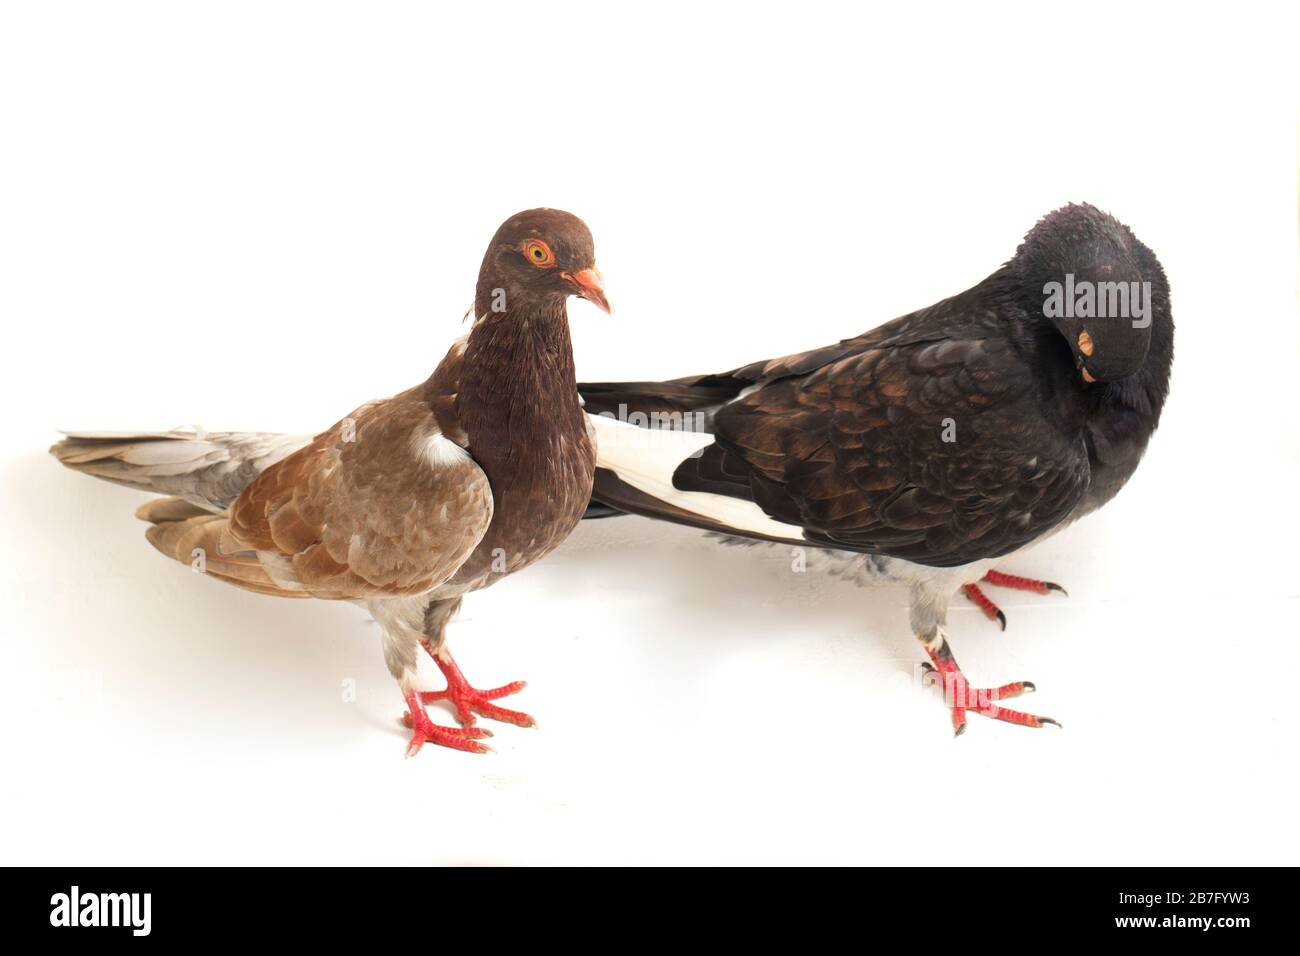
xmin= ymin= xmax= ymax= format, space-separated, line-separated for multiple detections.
xmin=963 ymin=570 xmax=1068 ymax=630
xmin=401 ymin=691 xmax=492 ymax=757
xmin=923 ymin=647 xmax=1061 ymax=736
xmin=962 ymin=583 xmax=1007 ymax=630
xmin=419 ymin=647 xmax=535 ymax=729
xmin=983 ymin=570 xmax=1068 ymax=595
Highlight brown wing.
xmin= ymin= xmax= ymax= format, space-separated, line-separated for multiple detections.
xmin=226 ymin=377 xmax=492 ymax=600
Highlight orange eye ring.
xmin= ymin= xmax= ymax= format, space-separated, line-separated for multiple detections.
xmin=522 ymin=239 xmax=555 ymax=268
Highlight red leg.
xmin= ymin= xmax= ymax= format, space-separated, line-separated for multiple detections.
xmin=401 ymin=691 xmax=492 ymax=757
xmin=418 ymin=645 xmax=535 ymax=729
xmin=982 ymin=569 xmax=1068 ymax=596
xmin=923 ymin=643 xmax=1060 ymax=736
xmin=962 ymin=583 xmax=1006 ymax=630
xmin=963 ymin=570 xmax=1068 ymax=631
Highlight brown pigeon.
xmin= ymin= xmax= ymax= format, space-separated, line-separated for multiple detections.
xmin=580 ymin=203 xmax=1172 ymax=735
xmin=52 ymin=208 xmax=610 ymax=756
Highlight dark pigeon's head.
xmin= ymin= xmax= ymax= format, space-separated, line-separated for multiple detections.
xmin=476 ymin=208 xmax=610 ymax=315
xmin=1012 ymin=203 xmax=1169 ymax=384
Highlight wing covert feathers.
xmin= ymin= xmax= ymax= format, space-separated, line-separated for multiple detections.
xmin=225 ymin=388 xmax=492 ymax=600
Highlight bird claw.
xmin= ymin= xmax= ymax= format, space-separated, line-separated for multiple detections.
xmin=420 ymin=647 xmax=537 ymax=729
xmin=401 ymin=692 xmax=493 ymax=757
xmin=964 ymin=570 xmax=1070 ymax=630
xmin=400 ymin=711 xmax=493 ymax=736
xmin=420 ymin=681 xmax=536 ymax=729
xmin=402 ymin=715 xmax=493 ymax=758
xmin=923 ymin=657 xmax=1060 ymax=734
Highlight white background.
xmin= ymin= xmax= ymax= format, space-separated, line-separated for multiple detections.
xmin=2 ymin=2 xmax=1297 ymax=866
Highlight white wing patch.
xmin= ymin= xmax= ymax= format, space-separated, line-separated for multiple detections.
xmin=587 ymin=413 xmax=807 ymax=542
xmin=410 ymin=422 xmax=470 ymax=469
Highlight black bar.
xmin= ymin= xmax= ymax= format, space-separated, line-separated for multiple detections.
xmin=4 ymin=866 xmax=1287 ymax=942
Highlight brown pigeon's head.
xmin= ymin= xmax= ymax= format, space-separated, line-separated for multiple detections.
xmin=1013 ymin=203 xmax=1169 ymax=384
xmin=476 ymin=208 xmax=610 ymax=315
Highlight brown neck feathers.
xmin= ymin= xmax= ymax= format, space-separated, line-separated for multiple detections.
xmin=457 ymin=298 xmax=586 ymax=483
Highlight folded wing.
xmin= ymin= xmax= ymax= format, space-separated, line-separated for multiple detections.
xmin=584 ymin=305 xmax=1091 ymax=568
xmin=224 ymin=390 xmax=493 ymax=599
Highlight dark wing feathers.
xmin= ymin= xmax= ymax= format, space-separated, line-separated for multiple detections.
xmin=668 ymin=326 xmax=1090 ymax=568
xmin=578 ymin=379 xmax=743 ymax=418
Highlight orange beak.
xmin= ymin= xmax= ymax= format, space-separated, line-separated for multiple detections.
xmin=564 ymin=267 xmax=611 ymax=314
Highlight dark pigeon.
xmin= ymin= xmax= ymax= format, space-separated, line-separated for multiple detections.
xmin=581 ymin=203 xmax=1173 ymax=735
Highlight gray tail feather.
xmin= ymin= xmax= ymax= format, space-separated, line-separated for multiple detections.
xmin=50 ymin=429 xmax=310 ymax=513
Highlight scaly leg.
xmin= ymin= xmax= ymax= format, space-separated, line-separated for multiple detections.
xmin=921 ymin=631 xmax=1061 ymax=736
xmin=963 ymin=569 xmax=1068 ymax=630
xmin=372 ymin=596 xmax=496 ymax=757
xmin=413 ymin=597 xmax=535 ymax=730
xmin=418 ymin=644 xmax=535 ymax=729
xmin=401 ymin=691 xmax=493 ymax=757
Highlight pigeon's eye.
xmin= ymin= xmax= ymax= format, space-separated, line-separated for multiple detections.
xmin=523 ymin=240 xmax=554 ymax=268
